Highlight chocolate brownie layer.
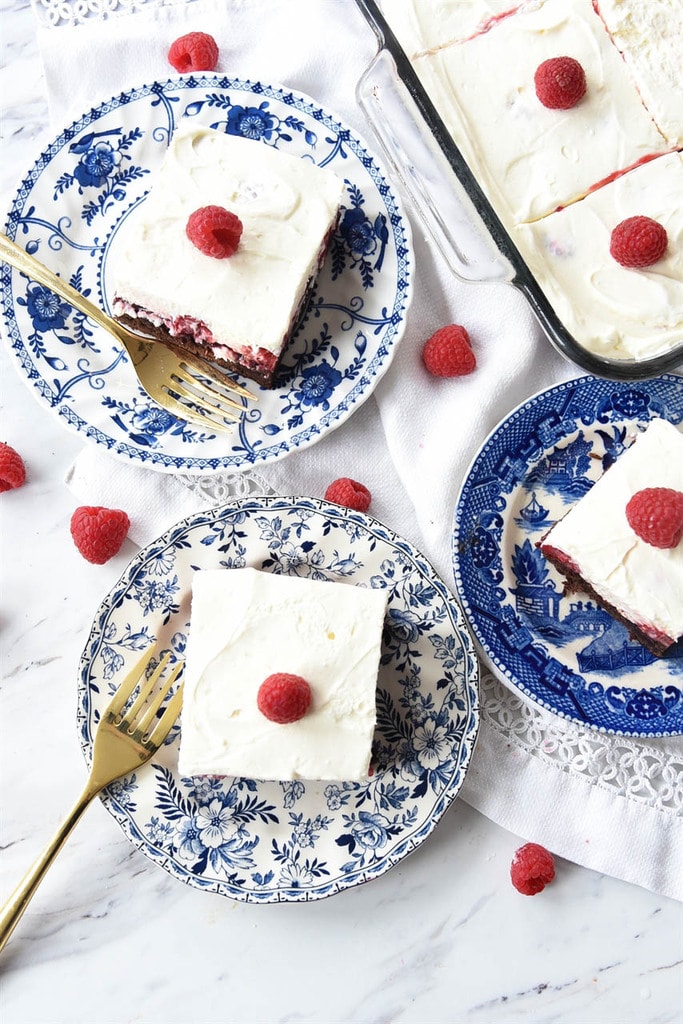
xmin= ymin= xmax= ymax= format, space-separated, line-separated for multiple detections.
xmin=540 ymin=544 xmax=674 ymax=658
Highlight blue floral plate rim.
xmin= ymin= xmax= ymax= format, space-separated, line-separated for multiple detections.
xmin=77 ymin=495 xmax=480 ymax=902
xmin=1 ymin=74 xmax=413 ymax=474
xmin=451 ymin=374 xmax=683 ymax=738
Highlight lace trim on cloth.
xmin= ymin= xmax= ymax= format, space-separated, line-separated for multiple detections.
xmin=480 ymin=670 xmax=683 ymax=815
xmin=174 ymin=468 xmax=276 ymax=506
xmin=32 ymin=0 xmax=197 ymax=28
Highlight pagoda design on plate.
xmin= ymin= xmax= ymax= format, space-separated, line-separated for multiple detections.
xmin=510 ymin=538 xmax=658 ymax=673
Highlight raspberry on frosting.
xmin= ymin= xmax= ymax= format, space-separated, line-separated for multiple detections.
xmin=0 ymin=442 xmax=26 ymax=492
xmin=422 ymin=324 xmax=476 ymax=378
xmin=168 ymin=31 xmax=219 ymax=73
xmin=534 ymin=56 xmax=586 ymax=110
xmin=324 ymin=478 xmax=372 ymax=512
xmin=510 ymin=843 xmax=556 ymax=895
xmin=70 ymin=505 xmax=131 ymax=564
xmin=609 ymin=216 xmax=668 ymax=268
xmin=625 ymin=487 xmax=683 ymax=549
xmin=186 ymin=206 xmax=243 ymax=259
xmin=257 ymin=673 xmax=312 ymax=724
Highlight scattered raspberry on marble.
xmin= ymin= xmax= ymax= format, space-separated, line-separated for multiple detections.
xmin=609 ymin=215 xmax=668 ymax=268
xmin=625 ymin=487 xmax=683 ymax=549
xmin=324 ymin=477 xmax=372 ymax=512
xmin=0 ymin=442 xmax=26 ymax=492
xmin=168 ymin=31 xmax=219 ymax=73
xmin=534 ymin=56 xmax=586 ymax=109
xmin=257 ymin=673 xmax=312 ymax=724
xmin=422 ymin=324 xmax=476 ymax=377
xmin=186 ymin=206 xmax=243 ymax=259
xmin=70 ymin=505 xmax=130 ymax=564
xmin=510 ymin=843 xmax=556 ymax=895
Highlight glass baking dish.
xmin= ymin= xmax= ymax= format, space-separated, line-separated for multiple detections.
xmin=354 ymin=0 xmax=683 ymax=381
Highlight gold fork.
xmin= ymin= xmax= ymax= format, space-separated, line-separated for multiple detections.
xmin=0 ymin=232 xmax=256 ymax=432
xmin=0 ymin=649 xmax=184 ymax=955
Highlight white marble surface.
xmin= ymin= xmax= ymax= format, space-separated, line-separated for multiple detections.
xmin=1 ymin=2 xmax=682 ymax=1022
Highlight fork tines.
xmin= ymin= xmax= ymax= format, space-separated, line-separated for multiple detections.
xmin=169 ymin=358 xmax=259 ymax=430
xmin=106 ymin=650 xmax=184 ymax=749
xmin=169 ymin=368 xmax=245 ymax=422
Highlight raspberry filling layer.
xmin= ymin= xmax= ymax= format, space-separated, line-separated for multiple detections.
xmin=112 ymin=298 xmax=278 ymax=373
xmin=540 ymin=544 xmax=677 ymax=648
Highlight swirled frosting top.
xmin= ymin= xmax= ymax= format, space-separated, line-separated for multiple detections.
xmin=178 ymin=568 xmax=388 ymax=782
xmin=112 ymin=125 xmax=345 ymax=357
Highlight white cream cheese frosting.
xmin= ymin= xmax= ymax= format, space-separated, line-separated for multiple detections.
xmin=178 ymin=567 xmax=388 ymax=782
xmin=406 ymin=0 xmax=671 ymax=226
xmin=382 ymin=0 xmax=529 ymax=56
xmin=112 ymin=125 xmax=345 ymax=360
xmin=514 ymin=152 xmax=683 ymax=361
xmin=540 ymin=417 xmax=683 ymax=647
xmin=381 ymin=0 xmax=682 ymax=363
xmin=597 ymin=0 xmax=683 ymax=148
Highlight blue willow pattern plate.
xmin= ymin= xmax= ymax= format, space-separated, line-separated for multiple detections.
xmin=1 ymin=77 xmax=412 ymax=474
xmin=452 ymin=375 xmax=683 ymax=737
xmin=77 ymin=497 xmax=479 ymax=902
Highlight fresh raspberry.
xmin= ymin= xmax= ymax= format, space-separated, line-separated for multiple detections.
xmin=510 ymin=843 xmax=556 ymax=895
xmin=257 ymin=673 xmax=312 ymax=724
xmin=625 ymin=487 xmax=683 ymax=549
xmin=422 ymin=324 xmax=476 ymax=378
xmin=324 ymin=477 xmax=372 ymax=512
xmin=609 ymin=216 xmax=668 ymax=268
xmin=534 ymin=56 xmax=586 ymax=109
xmin=0 ymin=442 xmax=26 ymax=492
xmin=168 ymin=31 xmax=219 ymax=73
xmin=70 ymin=505 xmax=130 ymax=564
xmin=186 ymin=206 xmax=243 ymax=259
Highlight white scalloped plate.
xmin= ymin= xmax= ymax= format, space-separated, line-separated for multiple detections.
xmin=1 ymin=76 xmax=412 ymax=473
xmin=78 ymin=497 xmax=480 ymax=901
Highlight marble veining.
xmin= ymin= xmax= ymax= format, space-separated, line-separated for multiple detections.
xmin=0 ymin=2 xmax=681 ymax=1022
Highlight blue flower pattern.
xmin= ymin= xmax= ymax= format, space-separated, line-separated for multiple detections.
xmin=79 ymin=498 xmax=478 ymax=902
xmin=56 ymin=127 xmax=148 ymax=224
xmin=23 ymin=282 xmax=71 ymax=333
xmin=16 ymin=265 xmax=100 ymax=370
xmin=102 ymin=393 xmax=216 ymax=448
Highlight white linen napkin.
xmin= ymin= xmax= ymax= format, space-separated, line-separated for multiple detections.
xmin=34 ymin=0 xmax=683 ymax=900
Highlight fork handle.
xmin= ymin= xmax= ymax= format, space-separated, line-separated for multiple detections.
xmin=0 ymin=232 xmax=117 ymax=336
xmin=0 ymin=783 xmax=99 ymax=955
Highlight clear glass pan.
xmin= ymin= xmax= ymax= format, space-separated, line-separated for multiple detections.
xmin=355 ymin=0 xmax=683 ymax=381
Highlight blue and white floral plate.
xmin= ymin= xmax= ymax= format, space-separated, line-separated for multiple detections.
xmin=1 ymin=77 xmax=412 ymax=474
xmin=452 ymin=374 xmax=683 ymax=737
xmin=78 ymin=497 xmax=479 ymax=902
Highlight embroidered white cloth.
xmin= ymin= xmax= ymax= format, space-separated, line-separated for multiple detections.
xmin=34 ymin=0 xmax=682 ymax=900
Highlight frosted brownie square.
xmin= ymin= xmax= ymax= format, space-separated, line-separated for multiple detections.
xmin=113 ymin=125 xmax=345 ymax=388
xmin=539 ymin=418 xmax=683 ymax=656
xmin=178 ymin=567 xmax=388 ymax=781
